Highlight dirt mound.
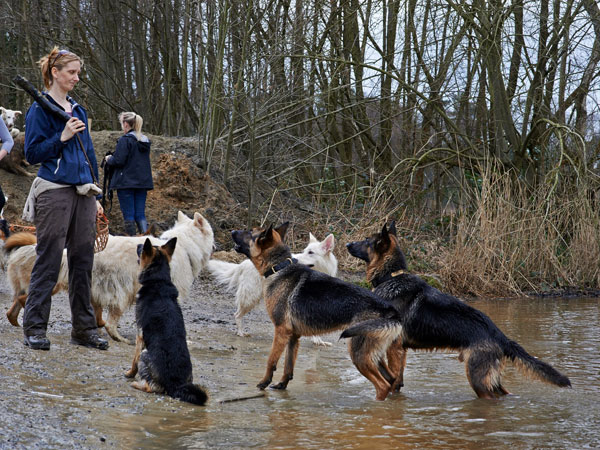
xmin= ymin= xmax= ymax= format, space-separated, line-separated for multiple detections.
xmin=0 ymin=130 xmax=246 ymax=249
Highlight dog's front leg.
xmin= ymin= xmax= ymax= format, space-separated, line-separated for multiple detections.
xmin=271 ymin=334 xmax=300 ymax=390
xmin=125 ymin=331 xmax=144 ymax=378
xmin=257 ymin=326 xmax=290 ymax=390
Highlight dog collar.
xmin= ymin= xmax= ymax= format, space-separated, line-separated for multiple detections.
xmin=264 ymin=258 xmax=297 ymax=278
xmin=371 ymin=268 xmax=407 ymax=287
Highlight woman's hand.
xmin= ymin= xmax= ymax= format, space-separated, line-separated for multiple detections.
xmin=60 ymin=117 xmax=86 ymax=142
xmin=96 ymin=200 xmax=104 ymax=216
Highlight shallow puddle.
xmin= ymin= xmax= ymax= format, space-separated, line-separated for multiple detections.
xmin=1 ymin=284 xmax=598 ymax=449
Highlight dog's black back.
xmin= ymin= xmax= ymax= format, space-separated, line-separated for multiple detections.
xmin=136 ymin=243 xmax=207 ymax=405
xmin=275 ymin=263 xmax=398 ymax=329
xmin=375 ymin=274 xmax=508 ymax=350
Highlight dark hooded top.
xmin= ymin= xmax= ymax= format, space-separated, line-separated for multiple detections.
xmin=106 ymin=131 xmax=153 ymax=190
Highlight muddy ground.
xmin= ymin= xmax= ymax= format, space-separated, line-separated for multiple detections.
xmin=0 ymin=264 xmax=354 ymax=449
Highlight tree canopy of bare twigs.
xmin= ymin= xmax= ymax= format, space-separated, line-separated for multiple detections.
xmin=2 ymin=0 xmax=600 ymax=294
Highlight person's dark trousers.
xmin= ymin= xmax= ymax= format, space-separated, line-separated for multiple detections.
xmin=117 ymin=188 xmax=148 ymax=233
xmin=23 ymin=187 xmax=98 ymax=338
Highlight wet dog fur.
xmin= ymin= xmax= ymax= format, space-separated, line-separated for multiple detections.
xmin=207 ymin=232 xmax=337 ymax=345
xmin=124 ymin=237 xmax=208 ymax=405
xmin=3 ymin=211 xmax=214 ymax=343
xmin=343 ymin=222 xmax=572 ymax=399
xmin=231 ymin=223 xmax=403 ymax=400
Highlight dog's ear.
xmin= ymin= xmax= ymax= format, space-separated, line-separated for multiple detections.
xmin=309 ymin=232 xmax=318 ymax=244
xmin=162 ymin=237 xmax=177 ymax=258
xmin=274 ymin=221 xmax=289 ymax=240
xmin=388 ymin=221 xmax=397 ymax=236
xmin=15 ymin=111 xmax=22 ymax=116
xmin=322 ymin=234 xmax=335 ymax=253
xmin=177 ymin=211 xmax=189 ymax=223
xmin=257 ymin=224 xmax=274 ymax=247
xmin=380 ymin=223 xmax=390 ymax=240
xmin=0 ymin=107 xmax=5 ymax=114
xmin=142 ymin=238 xmax=154 ymax=258
xmin=193 ymin=212 xmax=205 ymax=229
xmin=375 ymin=224 xmax=392 ymax=253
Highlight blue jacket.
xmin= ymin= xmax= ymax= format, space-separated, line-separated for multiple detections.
xmin=106 ymin=131 xmax=153 ymax=190
xmin=25 ymin=94 xmax=99 ymax=185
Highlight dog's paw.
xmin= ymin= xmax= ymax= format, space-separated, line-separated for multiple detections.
xmin=391 ymin=381 xmax=404 ymax=392
xmin=124 ymin=369 xmax=136 ymax=379
xmin=269 ymin=382 xmax=288 ymax=390
xmin=311 ymin=337 xmax=332 ymax=347
xmin=257 ymin=381 xmax=270 ymax=390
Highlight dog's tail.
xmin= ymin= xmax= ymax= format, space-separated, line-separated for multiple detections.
xmin=503 ymin=339 xmax=571 ymax=388
xmin=4 ymin=232 xmax=36 ymax=252
xmin=206 ymin=259 xmax=242 ymax=292
xmin=340 ymin=318 xmax=403 ymax=341
xmin=170 ymin=383 xmax=209 ymax=406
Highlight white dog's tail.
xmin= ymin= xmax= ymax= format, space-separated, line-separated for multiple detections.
xmin=206 ymin=259 xmax=244 ymax=292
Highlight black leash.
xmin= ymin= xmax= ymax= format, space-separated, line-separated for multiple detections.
xmin=100 ymin=153 xmax=114 ymax=214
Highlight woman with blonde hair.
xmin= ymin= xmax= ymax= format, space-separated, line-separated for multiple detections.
xmin=22 ymin=46 xmax=108 ymax=351
xmin=104 ymin=112 xmax=153 ymax=235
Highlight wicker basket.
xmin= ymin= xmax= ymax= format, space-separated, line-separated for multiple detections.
xmin=8 ymin=224 xmax=36 ymax=234
xmin=9 ymin=213 xmax=110 ymax=254
xmin=94 ymin=213 xmax=109 ymax=253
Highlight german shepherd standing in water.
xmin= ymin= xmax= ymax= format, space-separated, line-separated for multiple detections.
xmin=231 ymin=223 xmax=404 ymax=400
xmin=343 ymin=222 xmax=572 ymax=399
xmin=125 ymin=237 xmax=208 ymax=406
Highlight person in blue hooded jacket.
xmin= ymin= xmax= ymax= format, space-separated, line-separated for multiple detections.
xmin=22 ymin=47 xmax=108 ymax=351
xmin=104 ymin=111 xmax=153 ymax=235
xmin=0 ymin=116 xmax=14 ymax=217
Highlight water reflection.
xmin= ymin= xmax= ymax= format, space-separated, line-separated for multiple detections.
xmin=11 ymin=297 xmax=598 ymax=449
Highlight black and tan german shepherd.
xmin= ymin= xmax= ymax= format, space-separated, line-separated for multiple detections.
xmin=125 ymin=237 xmax=208 ymax=406
xmin=231 ymin=223 xmax=405 ymax=400
xmin=343 ymin=222 xmax=572 ymax=399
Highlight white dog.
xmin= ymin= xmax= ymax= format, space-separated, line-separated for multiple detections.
xmin=0 ymin=107 xmax=22 ymax=138
xmin=208 ymin=233 xmax=337 ymax=345
xmin=4 ymin=211 xmax=214 ymax=344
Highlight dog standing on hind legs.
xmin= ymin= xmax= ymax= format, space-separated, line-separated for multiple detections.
xmin=343 ymin=222 xmax=572 ymax=399
xmin=125 ymin=237 xmax=208 ymax=405
xmin=231 ymin=223 xmax=403 ymax=400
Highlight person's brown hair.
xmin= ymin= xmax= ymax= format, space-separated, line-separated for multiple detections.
xmin=37 ymin=46 xmax=82 ymax=90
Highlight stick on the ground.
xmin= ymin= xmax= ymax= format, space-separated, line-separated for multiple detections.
xmin=217 ymin=392 xmax=266 ymax=404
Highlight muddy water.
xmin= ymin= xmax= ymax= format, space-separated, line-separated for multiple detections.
xmin=0 ymin=272 xmax=598 ymax=449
